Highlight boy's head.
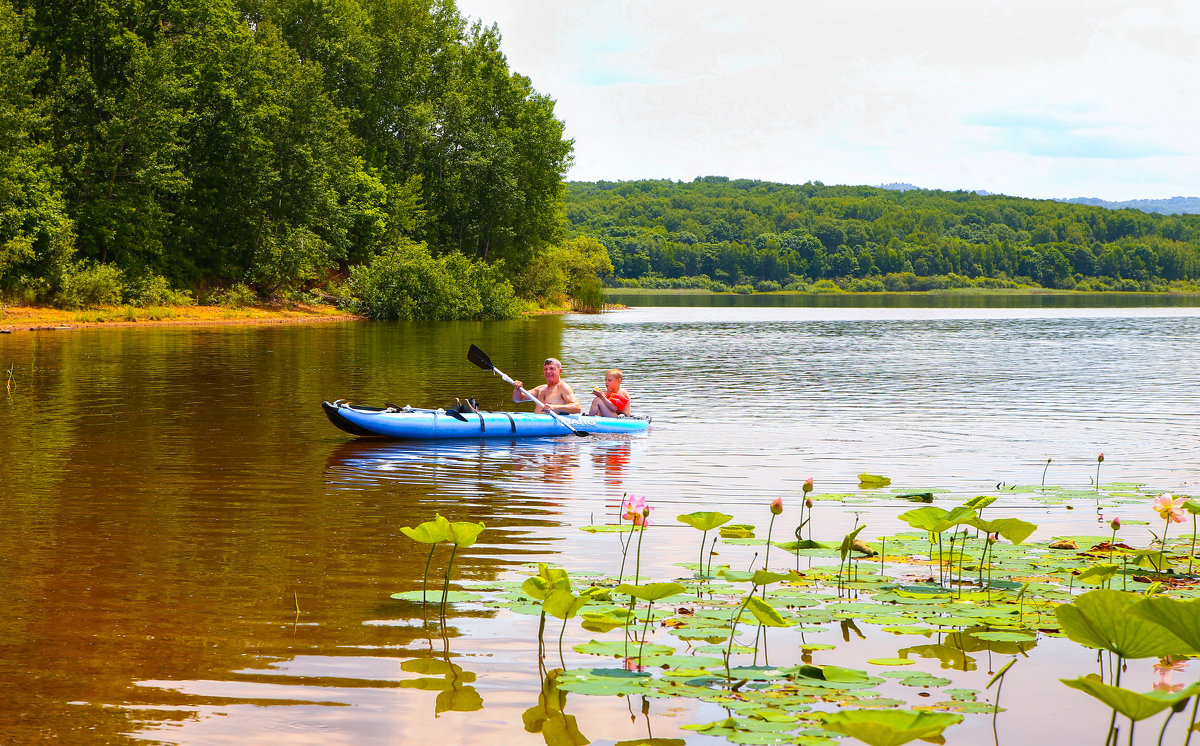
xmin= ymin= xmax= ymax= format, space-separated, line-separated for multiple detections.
xmin=605 ymin=369 xmax=623 ymax=388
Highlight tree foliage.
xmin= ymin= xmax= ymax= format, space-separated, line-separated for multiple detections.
xmin=0 ymin=0 xmax=572 ymax=310
xmin=567 ymin=178 xmax=1200 ymax=292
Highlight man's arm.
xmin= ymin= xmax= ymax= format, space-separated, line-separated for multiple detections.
xmin=514 ymin=381 xmax=548 ymax=405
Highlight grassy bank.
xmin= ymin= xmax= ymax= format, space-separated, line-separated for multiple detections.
xmin=0 ymin=302 xmax=363 ymax=332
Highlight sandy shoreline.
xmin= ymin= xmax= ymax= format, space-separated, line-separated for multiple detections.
xmin=0 ymin=304 xmax=365 ymax=333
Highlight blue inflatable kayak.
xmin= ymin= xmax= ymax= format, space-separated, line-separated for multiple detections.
xmin=322 ymin=401 xmax=651 ymax=439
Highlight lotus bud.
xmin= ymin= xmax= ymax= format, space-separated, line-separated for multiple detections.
xmin=802 ymin=477 xmax=814 ymax=494
xmin=1098 ymin=453 xmax=1104 ymax=463
xmin=1111 ymin=516 xmax=1120 ymax=530
xmin=805 ymin=497 xmax=814 ymax=508
xmin=770 ymin=497 xmax=783 ymax=515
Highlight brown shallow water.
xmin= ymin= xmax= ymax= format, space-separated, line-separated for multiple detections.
xmin=3 ymin=302 xmax=1200 ymax=744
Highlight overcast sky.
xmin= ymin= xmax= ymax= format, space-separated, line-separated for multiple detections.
xmin=454 ymin=0 xmax=1198 ymax=201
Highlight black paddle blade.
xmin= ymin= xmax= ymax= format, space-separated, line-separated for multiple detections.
xmin=467 ymin=344 xmax=493 ymax=371
xmin=445 ymin=409 xmax=468 ymax=422
xmin=571 ymin=430 xmax=589 ymax=437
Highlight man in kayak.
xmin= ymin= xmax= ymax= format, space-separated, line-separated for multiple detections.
xmin=512 ymin=357 xmax=582 ymax=414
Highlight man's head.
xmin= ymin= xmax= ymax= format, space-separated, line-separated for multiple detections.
xmin=543 ymin=358 xmax=563 ymax=384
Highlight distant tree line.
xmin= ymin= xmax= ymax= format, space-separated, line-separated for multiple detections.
xmin=0 ymin=0 xmax=576 ymax=317
xmin=567 ymin=178 xmax=1200 ymax=293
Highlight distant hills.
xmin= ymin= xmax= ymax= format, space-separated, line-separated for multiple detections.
xmin=1058 ymin=196 xmax=1200 ymax=215
xmin=876 ymin=183 xmax=1200 ymax=215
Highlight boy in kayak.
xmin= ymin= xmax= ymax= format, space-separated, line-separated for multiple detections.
xmin=588 ymin=369 xmax=631 ymax=417
xmin=512 ymin=357 xmax=582 ymax=414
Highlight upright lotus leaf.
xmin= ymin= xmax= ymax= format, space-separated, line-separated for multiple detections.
xmin=898 ymin=505 xmax=975 ymax=533
xmin=614 ymin=582 xmax=687 ymax=602
xmin=858 ymin=473 xmax=892 ymax=488
xmin=839 ymin=524 xmax=867 ymax=562
xmin=1061 ymin=675 xmax=1198 ymax=721
xmin=743 ymin=596 xmax=793 ymax=627
xmin=1055 ymin=589 xmax=1192 ymax=659
xmin=400 ymin=514 xmax=452 ymax=543
xmin=1129 ymin=596 xmax=1200 ymax=652
xmin=975 ymin=517 xmax=1037 ymax=545
xmin=543 ymin=587 xmax=601 ymax=621
xmin=446 ymin=520 xmax=486 ymax=547
xmin=1075 ymin=563 xmax=1118 ymax=587
xmin=678 ymin=511 xmax=734 ymax=531
xmin=821 ymin=709 xmax=963 ymax=746
xmin=964 ymin=495 xmax=997 ymax=510
xmin=401 ymin=514 xmax=454 ymax=604
xmin=522 ymin=564 xmax=572 ymax=601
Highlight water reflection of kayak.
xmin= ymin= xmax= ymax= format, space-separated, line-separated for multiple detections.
xmin=322 ymin=400 xmax=651 ymax=439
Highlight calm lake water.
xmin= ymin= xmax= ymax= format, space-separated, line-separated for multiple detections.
xmin=3 ymin=294 xmax=1200 ymax=744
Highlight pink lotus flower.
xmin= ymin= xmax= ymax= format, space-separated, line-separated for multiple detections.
xmin=1153 ymin=493 xmax=1187 ymax=524
xmin=623 ymin=495 xmax=652 ymax=526
xmin=770 ymin=497 xmax=783 ymax=515
xmin=1110 ymin=516 xmax=1120 ymax=531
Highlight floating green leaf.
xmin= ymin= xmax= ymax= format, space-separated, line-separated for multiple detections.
xmin=858 ymin=474 xmax=892 ymax=488
xmin=575 ymin=640 xmax=674 ymax=658
xmin=821 ymin=709 xmax=962 ymax=746
xmin=720 ymin=524 xmax=756 ymax=539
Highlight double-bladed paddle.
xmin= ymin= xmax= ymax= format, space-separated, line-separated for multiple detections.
xmin=467 ymin=344 xmax=589 ymax=437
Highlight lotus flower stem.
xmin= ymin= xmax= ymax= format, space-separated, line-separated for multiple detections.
xmin=1161 ymin=516 xmax=1171 ymax=571
xmin=634 ymin=520 xmax=646 ymax=583
xmin=638 ymin=601 xmax=654 ymax=663
xmin=1095 ymin=453 xmax=1104 ymax=492
xmin=422 ymin=544 xmax=437 ymax=604
xmin=558 ymin=617 xmax=568 ymax=670
xmin=1156 ymin=705 xmax=1176 ymax=746
xmin=1041 ymin=457 xmax=1051 ymax=491
xmin=440 ymin=545 xmax=458 ymax=618
xmin=763 ymin=512 xmax=778 ymax=572
xmin=725 ymin=584 xmax=759 ymax=678
xmin=1190 ymin=512 xmax=1197 ymax=575
xmin=1183 ymin=691 xmax=1199 ymax=746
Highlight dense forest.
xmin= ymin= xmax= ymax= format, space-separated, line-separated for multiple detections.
xmin=567 ymin=178 xmax=1200 ymax=293
xmin=0 ymin=0 xmax=584 ymax=317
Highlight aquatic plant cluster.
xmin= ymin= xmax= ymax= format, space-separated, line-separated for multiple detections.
xmin=398 ymin=477 xmax=1200 ymax=746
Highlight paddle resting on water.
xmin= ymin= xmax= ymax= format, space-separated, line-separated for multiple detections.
xmin=467 ymin=344 xmax=589 ymax=437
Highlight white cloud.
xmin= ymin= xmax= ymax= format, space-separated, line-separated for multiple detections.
xmin=457 ymin=0 xmax=1200 ymax=200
